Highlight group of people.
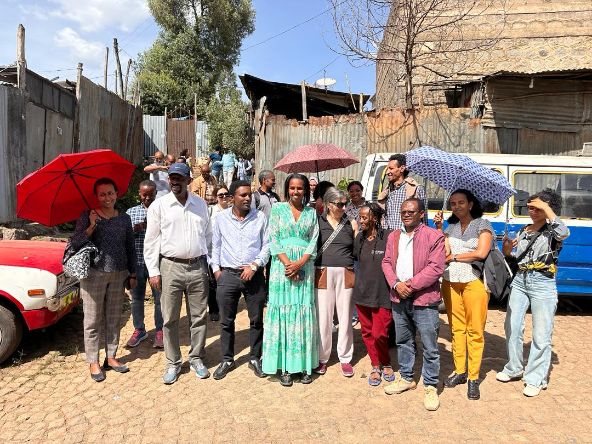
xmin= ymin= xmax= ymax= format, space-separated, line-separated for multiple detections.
xmin=72 ymin=152 xmax=569 ymax=411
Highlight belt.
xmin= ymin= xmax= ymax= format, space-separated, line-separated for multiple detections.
xmin=221 ymin=267 xmax=244 ymax=273
xmin=162 ymin=255 xmax=206 ymax=264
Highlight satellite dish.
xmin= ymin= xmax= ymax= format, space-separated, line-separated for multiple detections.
xmin=315 ymin=77 xmax=337 ymax=89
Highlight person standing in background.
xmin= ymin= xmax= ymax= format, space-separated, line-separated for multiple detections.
xmin=190 ymin=164 xmax=218 ymax=205
xmin=209 ymin=146 xmax=223 ymax=183
xmin=144 ymin=151 xmax=175 ymax=199
xmin=222 ymin=150 xmax=237 ymax=187
xmin=378 ymin=154 xmax=426 ymax=230
xmin=126 ymin=180 xmax=164 ymax=349
xmin=345 ymin=181 xmax=366 ymax=223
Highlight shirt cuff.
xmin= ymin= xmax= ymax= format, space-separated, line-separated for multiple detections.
xmin=211 ymin=264 xmax=221 ymax=273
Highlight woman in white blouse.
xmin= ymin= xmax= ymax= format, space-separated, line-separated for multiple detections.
xmin=434 ymin=189 xmax=493 ymax=401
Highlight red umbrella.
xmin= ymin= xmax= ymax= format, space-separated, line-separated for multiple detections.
xmin=17 ymin=149 xmax=136 ymax=226
xmin=274 ymin=143 xmax=359 ymax=176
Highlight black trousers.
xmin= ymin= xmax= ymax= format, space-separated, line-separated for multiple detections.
xmin=207 ymin=265 xmax=219 ymax=315
xmin=216 ymin=268 xmax=266 ymax=362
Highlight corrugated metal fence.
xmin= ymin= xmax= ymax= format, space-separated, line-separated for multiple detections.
xmin=143 ymin=115 xmax=166 ymax=157
xmin=77 ymin=76 xmax=143 ymax=163
xmin=143 ymin=117 xmax=209 ymax=159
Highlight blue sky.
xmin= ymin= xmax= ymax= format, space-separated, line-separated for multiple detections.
xmin=0 ymin=0 xmax=375 ymax=97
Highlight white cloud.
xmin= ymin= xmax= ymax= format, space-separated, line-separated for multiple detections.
xmin=49 ymin=0 xmax=150 ymax=33
xmin=54 ymin=27 xmax=104 ymax=64
xmin=19 ymin=4 xmax=49 ymax=20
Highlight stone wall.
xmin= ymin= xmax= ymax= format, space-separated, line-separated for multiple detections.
xmin=375 ymin=0 xmax=592 ymax=108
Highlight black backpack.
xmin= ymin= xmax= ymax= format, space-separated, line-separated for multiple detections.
xmin=471 ymin=245 xmax=512 ymax=302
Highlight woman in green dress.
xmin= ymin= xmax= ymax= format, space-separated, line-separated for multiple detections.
xmin=262 ymin=173 xmax=319 ymax=387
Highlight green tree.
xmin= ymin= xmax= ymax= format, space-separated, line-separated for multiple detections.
xmin=137 ymin=0 xmax=255 ymax=115
xmin=206 ymin=71 xmax=252 ymax=158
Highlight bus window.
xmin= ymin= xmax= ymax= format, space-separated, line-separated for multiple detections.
xmin=513 ymin=171 xmax=592 ymax=219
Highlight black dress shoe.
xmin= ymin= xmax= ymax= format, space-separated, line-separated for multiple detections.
xmin=248 ymin=359 xmax=266 ymax=378
xmin=213 ymin=361 xmax=236 ymax=380
xmin=280 ymin=372 xmax=293 ymax=387
xmin=209 ymin=312 xmax=220 ymax=322
xmin=103 ymin=359 xmax=129 ymax=373
xmin=299 ymin=372 xmax=312 ymax=384
xmin=444 ymin=372 xmax=467 ymax=388
xmin=468 ymin=379 xmax=481 ymax=400
xmin=90 ymin=371 xmax=105 ymax=382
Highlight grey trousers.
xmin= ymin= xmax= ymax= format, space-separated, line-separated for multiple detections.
xmin=160 ymin=257 xmax=209 ymax=368
xmin=80 ymin=269 xmax=128 ymax=363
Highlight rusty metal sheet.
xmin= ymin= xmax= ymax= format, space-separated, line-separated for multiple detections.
xmin=166 ymin=119 xmax=195 ymax=159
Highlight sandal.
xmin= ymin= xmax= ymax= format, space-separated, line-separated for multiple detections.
xmin=382 ymin=365 xmax=396 ymax=382
xmin=368 ymin=367 xmax=382 ymax=386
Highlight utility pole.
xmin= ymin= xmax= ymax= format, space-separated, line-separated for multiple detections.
xmin=300 ymin=80 xmax=307 ymax=122
xmin=103 ymin=47 xmax=109 ymax=89
xmin=124 ymin=58 xmax=132 ymax=100
xmin=16 ymin=24 xmax=26 ymax=90
xmin=113 ymin=38 xmax=124 ymax=98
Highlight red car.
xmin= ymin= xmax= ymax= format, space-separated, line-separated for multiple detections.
xmin=0 ymin=240 xmax=79 ymax=364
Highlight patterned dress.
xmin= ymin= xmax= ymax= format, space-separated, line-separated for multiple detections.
xmin=262 ymin=203 xmax=319 ymax=374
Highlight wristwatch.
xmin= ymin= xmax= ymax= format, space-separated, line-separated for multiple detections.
xmin=249 ymin=263 xmax=258 ymax=272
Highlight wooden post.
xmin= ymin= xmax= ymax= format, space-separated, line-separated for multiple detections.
xmin=194 ymin=92 xmax=198 ymax=156
xmin=164 ymin=107 xmax=168 ymax=154
xmin=113 ymin=38 xmax=124 ymax=98
xmin=16 ymin=24 xmax=26 ymax=90
xmin=359 ymin=93 xmax=363 ymax=113
xmin=124 ymin=58 xmax=132 ymax=100
xmin=300 ymin=81 xmax=307 ymax=122
xmin=114 ymin=70 xmax=118 ymax=95
xmin=73 ymin=63 xmax=83 ymax=153
xmin=103 ymin=47 xmax=109 ymax=89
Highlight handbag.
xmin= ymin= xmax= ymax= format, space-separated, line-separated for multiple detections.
xmin=63 ymin=241 xmax=99 ymax=280
xmin=315 ymin=218 xmax=350 ymax=290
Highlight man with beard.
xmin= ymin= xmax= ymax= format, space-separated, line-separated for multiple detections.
xmin=126 ymin=180 xmax=164 ymax=349
xmin=144 ymin=162 xmax=212 ymax=384
xmin=211 ymin=180 xmax=269 ymax=380
xmin=190 ymin=163 xmax=218 ymax=205
xmin=378 ymin=154 xmax=426 ymax=230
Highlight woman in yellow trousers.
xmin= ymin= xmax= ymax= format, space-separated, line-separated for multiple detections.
xmin=434 ymin=189 xmax=493 ymax=400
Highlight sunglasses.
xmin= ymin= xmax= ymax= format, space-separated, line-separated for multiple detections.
xmin=217 ymin=193 xmax=229 ymax=198
xmin=331 ymin=201 xmax=346 ymax=208
xmin=400 ymin=210 xmax=419 ymax=216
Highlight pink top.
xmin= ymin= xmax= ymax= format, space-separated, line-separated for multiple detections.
xmin=381 ymin=224 xmax=445 ymax=306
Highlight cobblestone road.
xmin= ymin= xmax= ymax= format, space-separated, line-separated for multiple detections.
xmin=1 ymin=296 xmax=591 ymax=443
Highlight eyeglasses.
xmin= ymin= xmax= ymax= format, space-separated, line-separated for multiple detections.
xmin=331 ymin=201 xmax=346 ymax=208
xmin=217 ymin=193 xmax=229 ymax=198
xmin=400 ymin=210 xmax=420 ymax=216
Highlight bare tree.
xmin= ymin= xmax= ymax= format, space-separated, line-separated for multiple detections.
xmin=331 ymin=0 xmax=507 ymax=109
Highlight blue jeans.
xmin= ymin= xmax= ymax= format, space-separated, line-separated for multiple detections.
xmin=131 ymin=264 xmax=163 ymax=332
xmin=392 ymin=300 xmax=440 ymax=387
xmin=503 ymin=271 xmax=557 ymax=388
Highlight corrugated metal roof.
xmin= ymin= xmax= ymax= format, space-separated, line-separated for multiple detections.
xmin=143 ymin=115 xmax=167 ymax=157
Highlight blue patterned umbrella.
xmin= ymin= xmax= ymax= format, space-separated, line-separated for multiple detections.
xmin=405 ymin=146 xmax=516 ymax=205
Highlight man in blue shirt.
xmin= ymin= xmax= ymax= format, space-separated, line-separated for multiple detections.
xmin=211 ymin=180 xmax=270 ymax=380
xmin=209 ymin=146 xmax=223 ymax=183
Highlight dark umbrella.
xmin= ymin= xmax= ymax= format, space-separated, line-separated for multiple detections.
xmin=17 ymin=149 xmax=136 ymax=226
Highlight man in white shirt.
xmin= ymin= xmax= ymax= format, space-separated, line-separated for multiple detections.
xmin=144 ymin=162 xmax=212 ymax=384
xmin=143 ymin=151 xmax=176 ymax=198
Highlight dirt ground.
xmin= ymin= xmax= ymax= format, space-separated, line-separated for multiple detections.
xmin=1 ymin=296 xmax=591 ymax=443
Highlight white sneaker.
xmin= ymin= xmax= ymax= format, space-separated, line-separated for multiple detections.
xmin=496 ymin=371 xmax=522 ymax=382
xmin=523 ymin=384 xmax=542 ymax=397
xmin=424 ymin=386 xmax=440 ymax=411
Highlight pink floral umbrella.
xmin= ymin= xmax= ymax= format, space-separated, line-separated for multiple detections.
xmin=274 ymin=143 xmax=359 ymax=176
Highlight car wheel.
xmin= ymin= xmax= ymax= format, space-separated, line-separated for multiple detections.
xmin=0 ymin=304 xmax=23 ymax=364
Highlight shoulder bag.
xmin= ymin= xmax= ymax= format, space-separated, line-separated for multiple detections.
xmin=315 ymin=218 xmax=353 ymax=289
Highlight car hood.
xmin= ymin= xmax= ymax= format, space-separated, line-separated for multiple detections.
xmin=0 ymin=240 xmax=66 ymax=275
